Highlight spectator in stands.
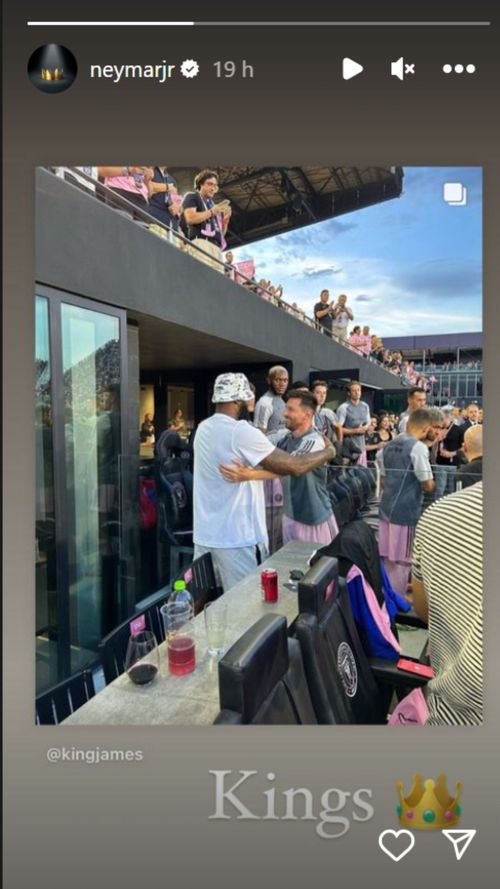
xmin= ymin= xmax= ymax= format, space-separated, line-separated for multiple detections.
xmin=254 ymin=366 xmax=289 ymax=433
xmin=310 ymin=379 xmax=339 ymax=443
xmin=365 ymin=413 xmax=394 ymax=461
xmin=377 ymin=408 xmax=437 ymax=594
xmin=411 ymin=482 xmax=483 ymax=725
xmin=270 ymin=284 xmax=284 ymax=302
xmin=182 ymin=169 xmax=231 ymax=272
xmin=398 ymin=387 xmax=427 ymax=433
xmin=348 ymin=326 xmax=364 ymax=350
xmin=97 ymin=166 xmax=153 ymax=210
xmin=433 ymin=406 xmax=465 ymax=497
xmin=388 ymin=413 xmax=398 ymax=434
xmin=378 ymin=412 xmax=395 ymax=445
xmin=461 ymin=402 xmax=480 ymax=432
xmin=330 ymin=294 xmax=354 ymax=343
xmin=314 ymin=289 xmax=334 ymax=334
xmin=147 ymin=166 xmax=179 ymax=230
xmin=224 ymin=251 xmax=235 ymax=279
xmin=336 ymin=382 xmax=371 ymax=465
xmin=370 ymin=336 xmax=385 ymax=363
xmin=456 ymin=425 xmax=483 ymax=488
xmin=257 ymin=278 xmax=271 ymax=299
xmin=360 ymin=325 xmax=372 ymax=356
xmin=365 ymin=415 xmax=381 ymax=465
xmin=220 ymin=389 xmax=338 ymax=546
xmin=290 ymin=381 xmax=309 ymax=391
xmin=242 ymin=277 xmax=260 ymax=294
xmin=194 ymin=373 xmax=334 ymax=590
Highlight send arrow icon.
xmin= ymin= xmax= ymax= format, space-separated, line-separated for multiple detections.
xmin=442 ymin=830 xmax=477 ymax=861
xmin=342 ymin=58 xmax=364 ymax=80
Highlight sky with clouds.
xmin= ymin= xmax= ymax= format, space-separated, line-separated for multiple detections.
xmin=231 ymin=167 xmax=482 ymax=337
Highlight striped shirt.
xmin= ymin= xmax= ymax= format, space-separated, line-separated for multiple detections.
xmin=411 ymin=482 xmax=483 ymax=726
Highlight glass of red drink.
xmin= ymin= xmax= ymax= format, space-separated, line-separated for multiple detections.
xmin=125 ymin=630 xmax=160 ymax=685
xmin=161 ymin=602 xmax=196 ymax=676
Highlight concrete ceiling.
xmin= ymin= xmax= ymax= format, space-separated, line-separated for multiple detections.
xmin=129 ymin=310 xmax=285 ymax=370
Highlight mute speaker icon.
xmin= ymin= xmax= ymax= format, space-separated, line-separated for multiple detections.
xmin=391 ymin=57 xmax=415 ymax=80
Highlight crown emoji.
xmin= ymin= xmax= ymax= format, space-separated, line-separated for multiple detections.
xmin=41 ymin=68 xmax=65 ymax=81
xmin=396 ymin=773 xmax=462 ymax=830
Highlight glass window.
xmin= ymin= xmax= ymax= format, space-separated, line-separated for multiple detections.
xmin=60 ymin=303 xmax=122 ymax=668
xmin=35 ymin=296 xmax=58 ymax=694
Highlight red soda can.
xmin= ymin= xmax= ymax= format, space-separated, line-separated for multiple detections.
xmin=261 ymin=569 xmax=278 ymax=602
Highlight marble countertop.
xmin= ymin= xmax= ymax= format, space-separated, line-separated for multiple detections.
xmin=62 ymin=540 xmax=316 ymax=726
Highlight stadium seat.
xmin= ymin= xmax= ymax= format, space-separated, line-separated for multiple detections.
xmin=214 ymin=614 xmax=317 ymax=725
xmin=185 ymin=551 xmax=223 ymax=614
xmin=36 ymin=670 xmax=95 ymax=725
xmin=156 ymin=463 xmax=194 ymax=580
xmin=294 ymin=556 xmax=426 ymax=725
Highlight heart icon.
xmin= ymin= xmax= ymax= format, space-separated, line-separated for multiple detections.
xmin=378 ymin=829 xmax=415 ymax=862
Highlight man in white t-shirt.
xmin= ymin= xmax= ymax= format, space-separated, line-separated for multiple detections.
xmin=193 ymin=373 xmax=334 ymax=591
xmin=330 ymin=294 xmax=354 ymax=343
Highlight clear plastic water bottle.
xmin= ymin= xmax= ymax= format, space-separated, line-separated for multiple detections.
xmin=160 ymin=580 xmax=196 ymax=675
xmin=171 ymin=579 xmax=194 ymax=618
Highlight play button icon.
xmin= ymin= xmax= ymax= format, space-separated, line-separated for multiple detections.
xmin=343 ymin=58 xmax=364 ymax=80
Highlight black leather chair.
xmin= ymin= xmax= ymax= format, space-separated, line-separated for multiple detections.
xmin=214 ymin=614 xmax=317 ymax=725
xmin=294 ymin=557 xmax=427 ymax=725
xmin=36 ymin=670 xmax=95 ymax=724
xmin=328 ymin=470 xmax=356 ymax=528
xmin=187 ymin=551 xmax=223 ymax=614
xmin=348 ymin=465 xmax=376 ymax=510
xmin=156 ymin=463 xmax=194 ymax=580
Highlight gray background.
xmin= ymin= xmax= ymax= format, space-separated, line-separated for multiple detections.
xmin=3 ymin=2 xmax=497 ymax=887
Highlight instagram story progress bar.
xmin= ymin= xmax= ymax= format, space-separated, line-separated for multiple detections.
xmin=27 ymin=20 xmax=491 ymax=27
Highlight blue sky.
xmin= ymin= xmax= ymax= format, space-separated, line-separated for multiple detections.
xmin=231 ymin=167 xmax=482 ymax=337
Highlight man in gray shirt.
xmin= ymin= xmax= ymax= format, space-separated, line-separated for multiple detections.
xmin=336 ymin=382 xmax=371 ymax=461
xmin=253 ymin=365 xmax=289 ymax=432
xmin=376 ymin=408 xmax=437 ymax=594
xmin=220 ymin=389 xmax=339 ymax=545
xmin=311 ymin=379 xmax=340 ymax=444
xmin=253 ymin=364 xmax=289 ymax=553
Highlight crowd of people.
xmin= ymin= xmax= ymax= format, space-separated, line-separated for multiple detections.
xmin=192 ymin=368 xmax=483 ymax=585
xmin=46 ymin=167 xmax=483 ymax=727
xmin=55 ymin=167 xmax=437 ymax=386
xmin=191 ymin=366 xmax=482 ymax=726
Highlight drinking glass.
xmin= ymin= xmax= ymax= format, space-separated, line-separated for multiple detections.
xmin=160 ymin=602 xmax=196 ymax=676
xmin=204 ymin=600 xmax=228 ymax=656
xmin=125 ymin=630 xmax=160 ymax=685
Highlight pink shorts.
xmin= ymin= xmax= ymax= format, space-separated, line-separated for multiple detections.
xmin=378 ymin=520 xmax=415 ymax=565
xmin=282 ymin=513 xmax=339 ymax=545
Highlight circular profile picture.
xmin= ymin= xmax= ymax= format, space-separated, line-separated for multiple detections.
xmin=27 ymin=44 xmax=77 ymax=93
